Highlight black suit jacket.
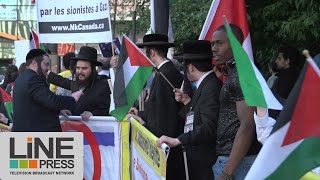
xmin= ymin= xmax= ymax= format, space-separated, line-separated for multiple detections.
xmin=12 ymin=69 xmax=75 ymax=132
xmin=139 ymin=61 xmax=185 ymax=180
xmin=178 ymin=72 xmax=221 ymax=180
xmin=47 ymin=72 xmax=111 ymax=116
xmin=139 ymin=61 xmax=184 ymax=138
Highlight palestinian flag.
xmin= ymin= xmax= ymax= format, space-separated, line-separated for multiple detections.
xmin=0 ymin=87 xmax=13 ymax=121
xmin=224 ymin=22 xmax=282 ymax=110
xmin=29 ymin=29 xmax=40 ymax=50
xmin=199 ymin=0 xmax=254 ymax=61
xmin=245 ymin=56 xmax=320 ymax=179
xmin=110 ymin=35 xmax=153 ymax=120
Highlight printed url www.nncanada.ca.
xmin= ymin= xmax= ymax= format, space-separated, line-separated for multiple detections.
xmin=51 ymin=23 xmax=104 ymax=32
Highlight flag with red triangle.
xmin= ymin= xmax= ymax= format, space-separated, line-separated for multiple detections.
xmin=199 ymin=0 xmax=253 ymax=61
xmin=111 ymin=35 xmax=153 ymax=120
xmin=0 ymin=87 xmax=13 ymax=121
xmin=30 ymin=29 xmax=40 ymax=50
xmin=245 ymin=56 xmax=320 ymax=179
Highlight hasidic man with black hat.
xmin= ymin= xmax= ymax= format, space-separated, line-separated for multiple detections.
xmin=12 ymin=49 xmax=82 ymax=132
xmin=157 ymin=40 xmax=221 ymax=180
xmin=47 ymin=46 xmax=111 ymax=120
xmin=127 ymin=34 xmax=185 ymax=180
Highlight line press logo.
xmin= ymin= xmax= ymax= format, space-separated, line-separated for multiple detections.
xmin=10 ymin=136 xmax=75 ymax=169
xmin=0 ymin=132 xmax=83 ymax=180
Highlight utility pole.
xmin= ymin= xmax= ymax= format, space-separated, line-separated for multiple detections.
xmin=153 ymin=0 xmax=169 ymax=34
xmin=112 ymin=0 xmax=117 ymax=38
xmin=132 ymin=0 xmax=137 ymax=43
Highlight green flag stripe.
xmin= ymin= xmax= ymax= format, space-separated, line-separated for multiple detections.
xmin=4 ymin=101 xmax=13 ymax=120
xmin=110 ymin=105 xmax=131 ymax=121
xmin=266 ymin=137 xmax=320 ymax=179
xmin=111 ymin=67 xmax=152 ymax=120
xmin=125 ymin=67 xmax=152 ymax=106
xmin=225 ymin=23 xmax=267 ymax=107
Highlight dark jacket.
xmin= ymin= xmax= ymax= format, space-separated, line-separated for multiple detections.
xmin=272 ymin=66 xmax=299 ymax=100
xmin=138 ymin=61 xmax=185 ymax=180
xmin=178 ymin=72 xmax=221 ymax=180
xmin=139 ymin=61 xmax=184 ymax=138
xmin=47 ymin=72 xmax=111 ymax=116
xmin=12 ymin=69 xmax=75 ymax=132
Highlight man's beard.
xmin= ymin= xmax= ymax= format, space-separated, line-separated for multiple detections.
xmin=75 ymin=73 xmax=93 ymax=88
xmin=37 ymin=66 xmax=47 ymax=79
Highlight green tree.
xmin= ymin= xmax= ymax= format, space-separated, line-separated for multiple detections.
xmin=113 ymin=0 xmax=211 ymax=49
xmin=109 ymin=0 xmax=150 ymax=37
xmin=247 ymin=0 xmax=320 ymax=73
xmin=115 ymin=0 xmax=320 ymax=74
xmin=170 ymin=0 xmax=212 ymax=51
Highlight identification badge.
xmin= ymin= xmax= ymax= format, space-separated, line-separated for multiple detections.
xmin=184 ymin=111 xmax=194 ymax=133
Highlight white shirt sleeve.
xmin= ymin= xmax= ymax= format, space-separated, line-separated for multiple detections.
xmin=254 ymin=110 xmax=276 ymax=144
xmin=312 ymin=167 xmax=320 ymax=175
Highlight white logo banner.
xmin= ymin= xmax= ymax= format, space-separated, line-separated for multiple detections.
xmin=0 ymin=132 xmax=83 ymax=180
xmin=36 ymin=0 xmax=113 ymax=43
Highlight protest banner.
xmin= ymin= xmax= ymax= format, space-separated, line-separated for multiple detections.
xmin=36 ymin=0 xmax=112 ymax=43
xmin=61 ymin=116 xmax=130 ymax=180
xmin=58 ymin=44 xmax=75 ymax=56
xmin=99 ymin=37 xmax=121 ymax=58
xmin=130 ymin=119 xmax=169 ymax=180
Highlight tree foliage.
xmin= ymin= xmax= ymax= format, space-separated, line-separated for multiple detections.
xmin=247 ymin=0 xmax=320 ymax=73
xmin=116 ymin=0 xmax=320 ymax=73
xmin=110 ymin=0 xmax=150 ymax=37
xmin=170 ymin=0 xmax=212 ymax=50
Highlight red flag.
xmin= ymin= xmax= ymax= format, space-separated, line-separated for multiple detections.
xmin=0 ymin=87 xmax=13 ymax=120
xmin=123 ymin=35 xmax=154 ymax=67
xmin=282 ymin=58 xmax=320 ymax=146
xmin=30 ymin=29 xmax=40 ymax=50
xmin=199 ymin=0 xmax=253 ymax=60
xmin=0 ymin=87 xmax=12 ymax=103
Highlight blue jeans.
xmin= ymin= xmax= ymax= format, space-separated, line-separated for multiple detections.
xmin=212 ymin=155 xmax=256 ymax=180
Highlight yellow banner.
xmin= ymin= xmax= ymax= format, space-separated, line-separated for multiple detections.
xmin=120 ymin=121 xmax=130 ymax=180
xmin=131 ymin=119 xmax=167 ymax=177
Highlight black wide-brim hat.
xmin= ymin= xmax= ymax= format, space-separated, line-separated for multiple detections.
xmin=71 ymin=46 xmax=102 ymax=66
xmin=174 ymin=40 xmax=213 ymax=62
xmin=136 ymin=34 xmax=175 ymax=48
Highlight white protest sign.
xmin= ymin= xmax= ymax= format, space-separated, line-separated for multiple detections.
xmin=36 ymin=0 xmax=112 ymax=43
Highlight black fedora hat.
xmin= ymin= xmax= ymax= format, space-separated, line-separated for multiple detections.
xmin=71 ymin=46 xmax=102 ymax=66
xmin=136 ymin=34 xmax=175 ymax=48
xmin=174 ymin=40 xmax=213 ymax=62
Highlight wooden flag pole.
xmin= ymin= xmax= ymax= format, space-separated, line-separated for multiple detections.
xmin=182 ymin=146 xmax=190 ymax=180
xmin=179 ymin=80 xmax=189 ymax=180
xmin=153 ymin=67 xmax=175 ymax=89
xmin=111 ymin=42 xmax=115 ymax=57
xmin=122 ymin=34 xmax=177 ymax=89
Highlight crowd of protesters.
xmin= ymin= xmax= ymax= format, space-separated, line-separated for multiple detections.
xmin=1 ymin=22 xmax=319 ymax=179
